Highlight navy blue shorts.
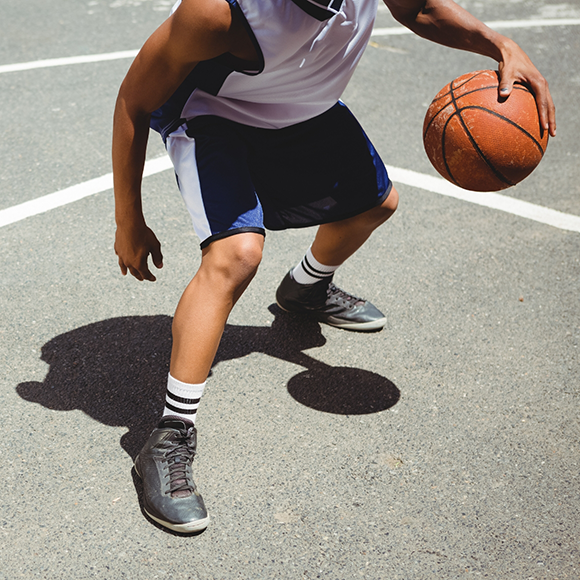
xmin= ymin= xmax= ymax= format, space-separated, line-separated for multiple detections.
xmin=165 ymin=102 xmax=392 ymax=249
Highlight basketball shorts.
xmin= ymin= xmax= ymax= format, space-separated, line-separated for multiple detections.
xmin=165 ymin=101 xmax=392 ymax=249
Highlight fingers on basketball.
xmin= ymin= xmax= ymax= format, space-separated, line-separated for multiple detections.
xmin=423 ymin=70 xmax=549 ymax=192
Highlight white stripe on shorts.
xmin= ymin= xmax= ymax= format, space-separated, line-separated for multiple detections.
xmin=166 ymin=126 xmax=212 ymax=243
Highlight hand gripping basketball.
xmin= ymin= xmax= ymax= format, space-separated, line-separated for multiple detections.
xmin=423 ymin=70 xmax=549 ymax=192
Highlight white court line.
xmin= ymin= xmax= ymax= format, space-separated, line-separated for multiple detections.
xmin=0 ymin=156 xmax=172 ymax=228
xmin=0 ymin=50 xmax=139 ymax=74
xmin=373 ymin=18 xmax=580 ymax=36
xmin=1 ymin=18 xmax=579 ymax=74
xmin=0 ymin=156 xmax=578 ymax=233
xmin=386 ymin=166 xmax=580 ymax=233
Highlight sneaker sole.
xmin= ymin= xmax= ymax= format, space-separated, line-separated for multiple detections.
xmin=134 ymin=460 xmax=210 ymax=533
xmin=144 ymin=510 xmax=210 ymax=533
xmin=324 ymin=315 xmax=387 ymax=331
xmin=277 ymin=299 xmax=386 ymax=331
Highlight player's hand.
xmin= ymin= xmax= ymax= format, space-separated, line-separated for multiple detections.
xmin=114 ymin=219 xmax=163 ymax=282
xmin=497 ymin=39 xmax=556 ymax=137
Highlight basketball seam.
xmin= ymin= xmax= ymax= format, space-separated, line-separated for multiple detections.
xmin=429 ymin=71 xmax=488 ymax=105
xmin=454 ymin=84 xmax=530 ymax=103
xmin=427 ymin=84 xmax=495 ymax=119
xmin=448 ymin=80 xmax=514 ymax=187
xmin=440 ymin=113 xmax=461 ymax=187
xmin=454 ymin=70 xmax=489 ymax=91
xmin=423 ymin=101 xmax=451 ymax=140
xmin=423 ymin=78 xmax=521 ymax=139
xmin=423 ymin=72 xmax=489 ymax=137
xmin=457 ymin=105 xmax=546 ymax=157
xmin=429 ymin=82 xmax=528 ymax=111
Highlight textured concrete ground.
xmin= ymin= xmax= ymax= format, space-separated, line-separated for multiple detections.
xmin=1 ymin=0 xmax=578 ymax=578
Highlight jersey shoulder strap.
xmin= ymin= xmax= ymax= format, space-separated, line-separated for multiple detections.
xmin=290 ymin=0 xmax=345 ymax=21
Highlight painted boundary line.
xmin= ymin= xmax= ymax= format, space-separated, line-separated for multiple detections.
xmin=0 ymin=50 xmax=139 ymax=74
xmin=386 ymin=166 xmax=580 ymax=233
xmin=1 ymin=19 xmax=579 ymax=74
xmin=372 ymin=18 xmax=580 ymax=36
xmin=0 ymin=156 xmax=172 ymax=228
xmin=1 ymin=156 xmax=578 ymax=233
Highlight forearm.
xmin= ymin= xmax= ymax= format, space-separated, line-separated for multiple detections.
xmin=112 ymin=89 xmax=164 ymax=281
xmin=112 ymin=88 xmax=151 ymax=228
xmin=385 ymin=0 xmax=556 ymax=134
xmin=387 ymin=0 xmax=513 ymax=62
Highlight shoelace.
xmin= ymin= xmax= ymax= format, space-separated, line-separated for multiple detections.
xmin=162 ymin=428 xmax=196 ymax=497
xmin=327 ymin=283 xmax=365 ymax=309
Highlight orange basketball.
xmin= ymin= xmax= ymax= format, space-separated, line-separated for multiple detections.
xmin=423 ymin=70 xmax=548 ymax=192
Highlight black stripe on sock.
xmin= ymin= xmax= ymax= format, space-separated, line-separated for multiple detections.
xmin=303 ymin=256 xmax=334 ymax=279
xmin=165 ymin=401 xmax=198 ymax=415
xmin=166 ymin=391 xmax=201 ymax=405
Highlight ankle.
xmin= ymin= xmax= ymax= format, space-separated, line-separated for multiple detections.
xmin=292 ymin=246 xmax=339 ymax=285
xmin=163 ymin=373 xmax=206 ymax=425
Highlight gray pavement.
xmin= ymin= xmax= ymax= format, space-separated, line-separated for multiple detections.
xmin=1 ymin=0 xmax=579 ymax=578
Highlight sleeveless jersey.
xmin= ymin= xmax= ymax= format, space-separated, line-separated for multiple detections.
xmin=150 ymin=0 xmax=378 ymax=140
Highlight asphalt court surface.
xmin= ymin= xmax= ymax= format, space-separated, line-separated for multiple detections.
xmin=1 ymin=1 xmax=579 ymax=578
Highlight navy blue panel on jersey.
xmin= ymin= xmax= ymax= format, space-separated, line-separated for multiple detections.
xmin=149 ymin=0 xmax=264 ymax=141
xmin=150 ymin=59 xmax=236 ymax=140
xmin=179 ymin=102 xmax=391 ymax=248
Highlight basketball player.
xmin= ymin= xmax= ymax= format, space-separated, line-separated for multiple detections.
xmin=112 ymin=0 xmax=556 ymax=532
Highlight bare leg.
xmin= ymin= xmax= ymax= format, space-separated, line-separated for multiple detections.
xmin=170 ymin=232 xmax=264 ymax=384
xmin=311 ymin=187 xmax=399 ymax=265
xmin=276 ymin=188 xmax=399 ymax=330
xmin=171 ymin=189 xmax=397 ymax=381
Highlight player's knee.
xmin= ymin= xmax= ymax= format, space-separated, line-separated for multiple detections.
xmin=364 ymin=187 xmax=399 ymax=229
xmin=228 ymin=234 xmax=263 ymax=277
xmin=381 ymin=186 xmax=399 ymax=215
xmin=204 ymin=232 xmax=263 ymax=287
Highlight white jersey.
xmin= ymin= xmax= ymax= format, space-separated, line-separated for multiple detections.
xmin=151 ymin=0 xmax=378 ymax=139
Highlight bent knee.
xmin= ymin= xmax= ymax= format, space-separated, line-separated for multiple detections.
xmin=202 ymin=232 xmax=264 ymax=285
xmin=363 ymin=186 xmax=399 ymax=228
xmin=228 ymin=233 xmax=264 ymax=273
xmin=381 ymin=186 xmax=399 ymax=214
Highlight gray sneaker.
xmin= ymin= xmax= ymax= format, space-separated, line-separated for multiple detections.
xmin=134 ymin=417 xmax=210 ymax=533
xmin=276 ymin=270 xmax=386 ymax=331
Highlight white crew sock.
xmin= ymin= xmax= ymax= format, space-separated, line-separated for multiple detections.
xmin=163 ymin=373 xmax=206 ymax=425
xmin=292 ymin=246 xmax=339 ymax=285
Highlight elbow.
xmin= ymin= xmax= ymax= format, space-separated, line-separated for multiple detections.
xmin=386 ymin=0 xmax=441 ymax=33
xmin=385 ymin=0 xmax=427 ymax=28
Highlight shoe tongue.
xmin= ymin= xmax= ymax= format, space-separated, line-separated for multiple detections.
xmin=158 ymin=417 xmax=193 ymax=430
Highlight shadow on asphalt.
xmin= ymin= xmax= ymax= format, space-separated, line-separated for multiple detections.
xmin=17 ymin=305 xmax=400 ymax=459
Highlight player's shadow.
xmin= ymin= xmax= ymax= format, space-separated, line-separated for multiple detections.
xmin=16 ymin=306 xmax=400 ymax=459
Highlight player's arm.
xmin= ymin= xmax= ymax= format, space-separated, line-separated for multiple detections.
xmin=383 ymin=0 xmax=556 ymax=137
xmin=112 ymin=0 xmax=248 ymax=281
